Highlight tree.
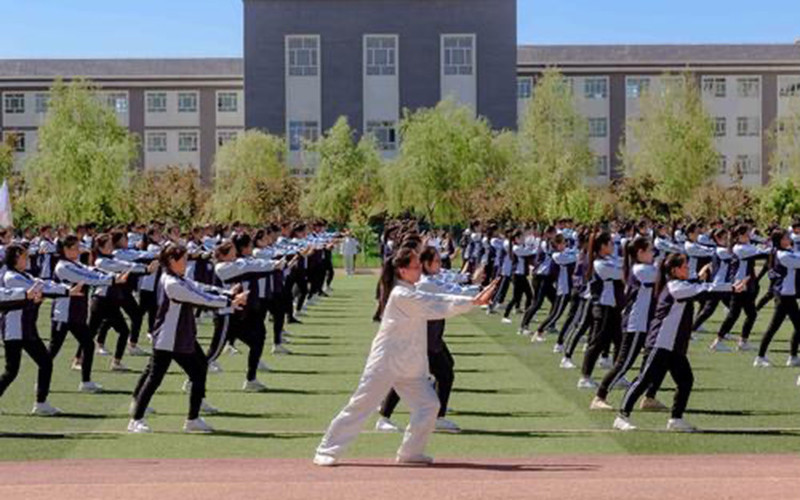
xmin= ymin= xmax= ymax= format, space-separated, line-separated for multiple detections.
xmin=24 ymin=79 xmax=138 ymax=225
xmin=128 ymin=167 xmax=208 ymax=227
xmin=622 ymin=73 xmax=719 ymax=206
xmin=385 ymin=99 xmax=512 ymax=224
xmin=209 ymin=130 xmax=294 ymax=223
xmin=0 ymin=140 xmax=12 ymax=182
xmin=511 ymin=68 xmax=595 ymax=221
xmin=305 ymin=117 xmax=383 ymax=225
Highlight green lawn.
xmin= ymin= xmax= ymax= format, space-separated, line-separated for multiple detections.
xmin=1 ymin=274 xmax=799 ymax=461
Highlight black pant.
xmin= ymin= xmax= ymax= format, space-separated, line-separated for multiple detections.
xmin=287 ymin=272 xmax=309 ymax=319
xmin=538 ymin=293 xmax=571 ymax=333
xmin=692 ymin=292 xmax=730 ymax=332
xmin=620 ymin=348 xmax=693 ymax=419
xmin=504 ymin=274 xmax=533 ymax=318
xmin=520 ymin=277 xmax=555 ymax=329
xmin=87 ymin=296 xmax=130 ymax=360
xmin=207 ymin=314 xmax=232 ymax=363
xmin=491 ymin=275 xmax=511 ymax=308
xmin=132 ymin=345 xmax=207 ymax=421
xmin=718 ymin=291 xmax=758 ymax=340
xmin=756 ymin=289 xmax=774 ymax=312
xmin=50 ymin=321 xmax=94 ymax=383
xmin=380 ymin=345 xmax=455 ymax=420
xmin=0 ymin=338 xmax=52 ymax=403
xmin=582 ymin=304 xmax=621 ymax=378
xmin=597 ymin=331 xmax=646 ymax=399
xmin=265 ymin=298 xmax=285 ymax=345
xmin=137 ymin=289 xmax=158 ymax=340
xmin=230 ymin=313 xmax=266 ymax=381
xmin=758 ymin=295 xmax=800 ymax=358
xmin=556 ymin=293 xmax=582 ymax=345
xmin=324 ymin=257 xmax=335 ymax=288
xmin=565 ymin=298 xmax=593 ymax=358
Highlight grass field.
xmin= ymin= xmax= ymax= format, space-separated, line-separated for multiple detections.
xmin=1 ymin=273 xmax=800 ymax=461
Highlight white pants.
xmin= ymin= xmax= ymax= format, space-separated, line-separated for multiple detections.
xmin=316 ymin=366 xmax=440 ymax=459
xmin=344 ymin=254 xmax=355 ymax=275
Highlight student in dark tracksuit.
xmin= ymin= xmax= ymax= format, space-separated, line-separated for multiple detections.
xmin=692 ymin=228 xmax=733 ymax=338
xmin=533 ymin=234 xmax=577 ymax=342
xmin=501 ymin=231 xmax=534 ymax=323
xmin=0 ymin=245 xmax=62 ymax=416
xmin=614 ymin=253 xmax=740 ymax=432
xmin=591 ymin=237 xmax=656 ymax=410
xmin=577 ymin=232 xmax=624 ymax=390
xmin=519 ymin=227 xmax=557 ymax=335
xmin=554 ymin=231 xmax=589 ymax=353
xmin=754 ymin=230 xmax=800 ymax=367
xmin=376 ymin=246 xmax=479 ymax=434
xmin=129 ymin=244 xmax=247 ymax=434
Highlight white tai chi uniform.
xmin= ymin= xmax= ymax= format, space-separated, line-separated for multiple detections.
xmin=316 ymin=280 xmax=475 ymax=460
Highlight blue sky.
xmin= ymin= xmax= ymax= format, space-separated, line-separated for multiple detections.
xmin=1 ymin=0 xmax=799 ymax=58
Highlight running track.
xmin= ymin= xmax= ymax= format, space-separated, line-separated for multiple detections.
xmin=1 ymin=455 xmax=797 ymax=500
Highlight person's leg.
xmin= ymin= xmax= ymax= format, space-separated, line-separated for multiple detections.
xmin=316 ymin=367 xmax=396 ymax=458
xmin=24 ymin=339 xmax=54 ymax=404
xmin=132 ymin=354 xmax=154 ymax=401
xmin=206 ymin=314 xmax=231 ymax=363
xmin=0 ymin=342 xmax=23 ymax=399
xmin=597 ymin=331 xmax=644 ymax=400
xmin=47 ymin=321 xmax=70 ymax=359
xmin=581 ymin=305 xmax=610 ymax=378
xmin=785 ymin=299 xmax=800 ymax=358
xmin=520 ymin=279 xmax=547 ymax=329
xmin=393 ymin=377 xmax=441 ymax=460
xmin=132 ymin=351 xmax=172 ymax=420
xmin=619 ymin=348 xmax=669 ymax=417
xmin=378 ymin=389 xmax=401 ymax=419
xmin=429 ymin=347 xmax=454 ymax=418
xmin=756 ymin=289 xmax=774 ymax=312
xmin=173 ymin=345 xmax=208 ymax=420
xmin=121 ymin=292 xmax=143 ymax=345
xmin=538 ymin=293 xmax=569 ymax=334
xmin=740 ymin=294 xmax=758 ymax=341
xmin=667 ymin=353 xmax=694 ymax=420
xmin=692 ymin=295 xmax=720 ymax=331
xmin=503 ymin=275 xmax=523 ymax=318
xmin=758 ymin=298 xmax=787 ymax=358
xmin=107 ymin=307 xmax=131 ymax=362
xmin=717 ymin=295 xmax=744 ymax=339
xmin=70 ymin=323 xmax=96 ymax=383
xmin=556 ymin=294 xmax=580 ymax=345
xmin=565 ymin=299 xmax=591 ymax=359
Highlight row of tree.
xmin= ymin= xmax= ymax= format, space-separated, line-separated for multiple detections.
xmin=4 ymin=71 xmax=800 ymax=230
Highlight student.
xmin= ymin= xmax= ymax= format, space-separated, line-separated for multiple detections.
xmin=313 ymin=248 xmax=498 ymax=466
xmin=128 ymin=243 xmax=248 ymax=433
xmin=519 ymin=226 xmax=557 ymax=335
xmin=501 ymin=230 xmax=534 ymax=323
xmin=754 ymin=230 xmax=800 ymax=367
xmin=340 ymin=229 xmax=360 ymax=276
xmin=50 ymin=235 xmax=120 ymax=392
xmin=253 ymin=229 xmax=298 ymax=355
xmin=591 ymin=237 xmax=656 ymax=410
xmin=577 ymin=231 xmax=624 ymax=389
xmin=489 ymin=229 xmax=513 ymax=315
xmin=376 ymin=247 xmax=479 ymax=434
xmin=0 ymin=246 xmax=65 ymax=416
xmin=532 ymin=234 xmax=577 ymax=342
xmin=554 ymin=230 xmax=589 ymax=352
xmin=693 ymin=229 xmax=735 ymax=345
xmin=613 ymin=253 xmax=741 ymax=432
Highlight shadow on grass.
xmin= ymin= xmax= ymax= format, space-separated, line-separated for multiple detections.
xmin=0 ymin=432 xmax=115 ymax=441
xmin=451 ymin=410 xmax=566 ymax=419
xmin=686 ymin=408 xmax=800 ymax=417
xmin=201 ymin=430 xmax=319 ymax=439
xmin=458 ymin=429 xmax=575 ymax=439
xmin=336 ymin=461 xmax=598 ymax=472
xmin=452 ymin=387 xmax=532 ymax=395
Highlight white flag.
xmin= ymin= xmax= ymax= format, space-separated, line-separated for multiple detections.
xmin=0 ymin=180 xmax=13 ymax=227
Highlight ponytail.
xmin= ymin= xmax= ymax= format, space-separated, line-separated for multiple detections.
xmin=586 ymin=230 xmax=612 ymax=281
xmin=624 ymin=236 xmax=651 ymax=282
xmin=655 ymin=253 xmax=686 ymax=297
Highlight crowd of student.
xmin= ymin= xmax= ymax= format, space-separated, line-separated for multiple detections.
xmin=0 ymin=220 xmax=348 ymax=434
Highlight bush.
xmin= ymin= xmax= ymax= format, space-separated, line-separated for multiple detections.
xmin=128 ymin=167 xmax=208 ymax=227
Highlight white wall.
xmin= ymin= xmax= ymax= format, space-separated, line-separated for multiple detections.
xmin=143 ymin=129 xmax=201 ymax=170
xmin=215 ymin=90 xmax=245 ymax=128
xmin=441 ymin=34 xmax=477 ymax=115
xmin=144 ymin=90 xmax=200 ymax=128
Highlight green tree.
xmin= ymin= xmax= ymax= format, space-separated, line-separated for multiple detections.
xmin=511 ymin=68 xmax=594 ymax=221
xmin=305 ymin=117 xmax=383 ymax=225
xmin=622 ymin=73 xmax=719 ymax=206
xmin=210 ymin=130 xmax=293 ymax=223
xmin=0 ymin=140 xmax=12 ymax=182
xmin=128 ymin=166 xmax=208 ymax=227
xmin=24 ymin=79 xmax=138 ymax=225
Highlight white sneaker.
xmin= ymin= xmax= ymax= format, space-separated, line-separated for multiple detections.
xmin=613 ymin=415 xmax=637 ymax=431
xmin=560 ymin=357 xmax=576 ymax=369
xmin=552 ymin=343 xmax=565 ymax=353
xmin=110 ymin=360 xmax=130 ymax=372
xmin=127 ymin=345 xmax=149 ymax=356
xmin=531 ymin=332 xmax=546 ymax=343
xmin=501 ymin=317 xmax=512 ymax=325
xmin=208 ymin=360 xmax=223 ymax=374
xmin=796 ymin=375 xmax=800 ymax=387
xmin=486 ymin=306 xmax=497 ymax=315
xmin=434 ymin=418 xmax=461 ymax=433
xmin=200 ymin=399 xmax=219 ymax=415
xmin=518 ymin=328 xmax=532 ymax=336
xmin=709 ymin=339 xmax=733 ymax=352
xmin=753 ymin=356 xmax=771 ymax=368
xmin=577 ymin=377 xmax=598 ymax=389
xmin=78 ymin=381 xmax=103 ymax=393
xmin=396 ymin=454 xmax=434 ymax=465
xmin=31 ymin=401 xmax=62 ymax=416
xmin=127 ymin=419 xmax=152 ymax=433
xmin=183 ymin=417 xmax=214 ymax=433
xmin=375 ymin=417 xmax=402 ymax=433
xmin=182 ymin=379 xmax=192 ymax=393
xmin=272 ymin=344 xmax=292 ymax=356
xmin=738 ymin=340 xmax=754 ymax=352
xmin=612 ymin=377 xmax=632 ymax=390
xmin=243 ymin=379 xmax=268 ymax=392
xmin=224 ymin=345 xmax=240 ymax=356
xmin=590 ymin=397 xmax=614 ymax=411
xmin=666 ymin=418 xmax=697 ymax=432
xmin=598 ymin=356 xmax=613 ymax=370
xmin=281 ymin=337 xmax=292 ymax=344
xmin=257 ymin=360 xmax=272 ymax=372
xmin=786 ymin=356 xmax=800 ymax=367
xmin=313 ymin=453 xmax=337 ymax=467
xmin=70 ymin=360 xmax=82 ymax=372
xmin=95 ymin=345 xmax=110 ymax=356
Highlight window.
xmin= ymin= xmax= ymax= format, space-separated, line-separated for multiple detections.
xmin=702 ymin=77 xmax=727 ymax=98
xmin=146 ymin=92 xmax=167 ymax=113
xmin=737 ymin=77 xmax=760 ymax=98
xmin=737 ymin=116 xmax=760 ymax=137
xmin=626 ymin=78 xmax=650 ymax=99
xmin=584 ymin=78 xmax=607 ymax=99
xmin=442 ymin=35 xmax=474 ymax=76
xmin=517 ymin=77 xmax=533 ymax=99
xmin=594 ymin=155 xmax=608 ymax=176
xmin=714 ymin=117 xmax=727 ymax=137
xmin=106 ymin=93 xmax=128 ymax=114
xmin=217 ymin=92 xmax=238 ymax=113
xmin=178 ymin=131 xmax=199 ymax=152
xmin=34 ymin=93 xmax=50 ymax=114
xmin=146 ymin=132 xmax=167 ymax=153
xmin=718 ymin=155 xmax=727 ymax=174
xmin=780 ymin=81 xmax=800 ymax=98
xmin=5 ymin=132 xmax=25 ymax=153
xmin=365 ymin=36 xmax=397 ymax=76
xmin=178 ymin=93 xmax=198 ymax=113
xmin=366 ymin=121 xmax=397 ymax=151
xmin=588 ymin=118 xmax=608 ymax=138
xmin=288 ymin=121 xmax=319 ymax=151
xmin=287 ymin=36 xmax=319 ymax=77
xmin=734 ymin=154 xmax=760 ymax=175
xmin=217 ymin=130 xmax=239 ymax=148
xmin=4 ymin=93 xmax=25 ymax=114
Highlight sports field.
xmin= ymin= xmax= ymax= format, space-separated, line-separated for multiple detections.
xmin=1 ymin=273 xmax=799 ymax=462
